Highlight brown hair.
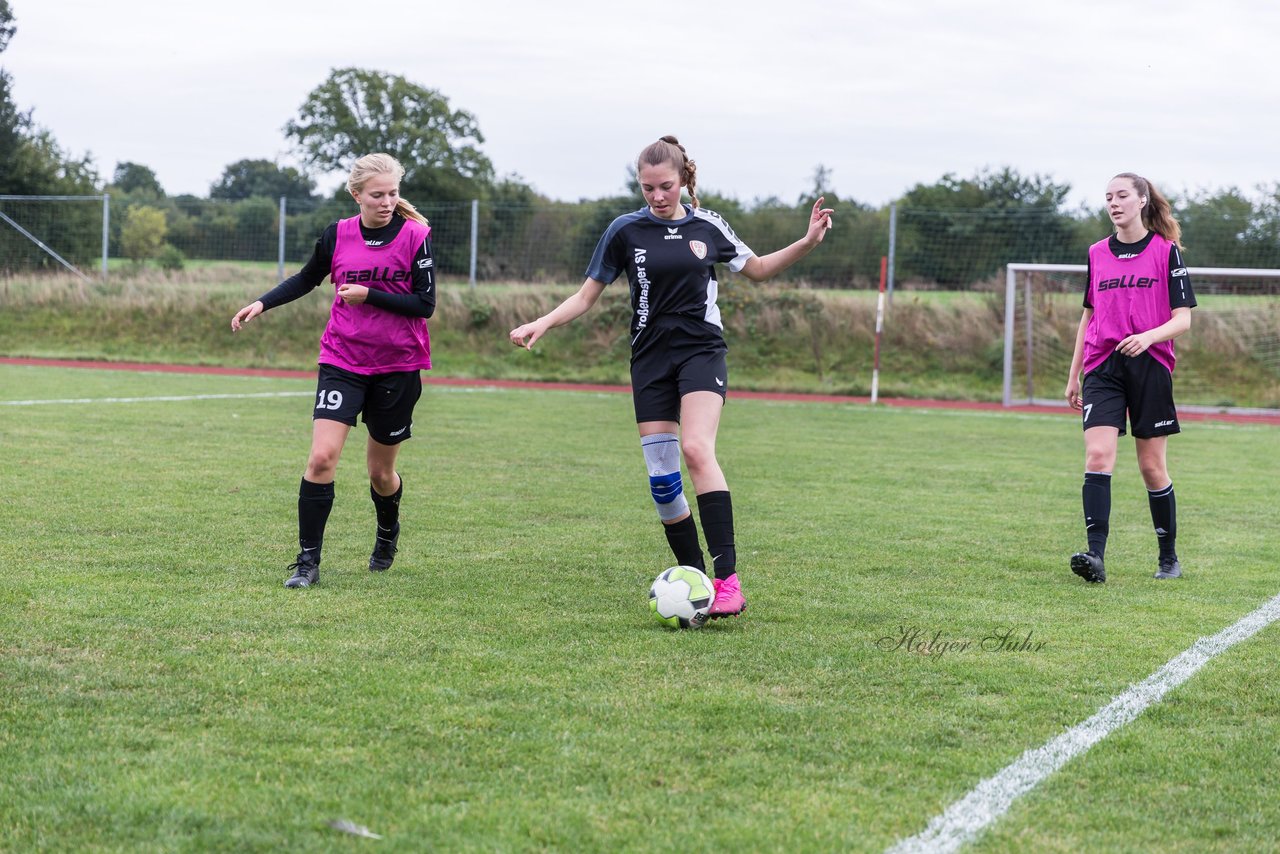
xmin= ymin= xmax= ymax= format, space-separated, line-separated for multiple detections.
xmin=348 ymin=153 xmax=429 ymax=226
xmin=637 ymin=135 xmax=699 ymax=208
xmin=1112 ymin=172 xmax=1180 ymax=247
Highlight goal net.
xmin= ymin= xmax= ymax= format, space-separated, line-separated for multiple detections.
xmin=1003 ymin=263 xmax=1280 ymax=414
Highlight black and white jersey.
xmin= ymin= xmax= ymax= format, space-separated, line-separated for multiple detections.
xmin=585 ymin=204 xmax=753 ymax=346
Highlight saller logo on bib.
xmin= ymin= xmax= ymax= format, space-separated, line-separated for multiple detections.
xmin=689 ymin=240 xmax=707 ymax=260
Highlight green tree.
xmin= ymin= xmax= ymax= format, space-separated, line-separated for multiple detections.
xmin=0 ymin=3 xmax=96 ymax=197
xmin=121 ymin=205 xmax=167 ymax=263
xmin=4 ymin=127 xmax=97 ymax=195
xmin=284 ymin=67 xmax=494 ymax=202
xmin=210 ymin=158 xmax=315 ymax=202
xmin=898 ymin=168 xmax=1079 ymax=288
xmin=0 ymin=0 xmax=31 ymax=193
xmin=1247 ymin=183 xmax=1280 ymax=268
xmin=111 ymin=161 xmax=164 ymax=197
xmin=0 ymin=0 xmax=13 ymax=51
xmin=1175 ymin=188 xmax=1277 ymax=268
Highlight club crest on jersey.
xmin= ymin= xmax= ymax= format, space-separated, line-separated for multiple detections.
xmin=689 ymin=240 xmax=708 ymax=260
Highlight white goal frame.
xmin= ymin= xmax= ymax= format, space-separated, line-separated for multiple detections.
xmin=1003 ymin=263 xmax=1280 ymax=411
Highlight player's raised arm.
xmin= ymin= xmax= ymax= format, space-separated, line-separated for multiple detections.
xmin=738 ymin=196 xmax=834 ymax=282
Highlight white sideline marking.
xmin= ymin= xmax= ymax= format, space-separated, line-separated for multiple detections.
xmin=887 ymin=591 xmax=1280 ymax=854
xmin=0 ymin=391 xmax=312 ymax=406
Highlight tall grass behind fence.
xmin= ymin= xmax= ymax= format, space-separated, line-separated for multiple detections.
xmin=3 ymin=266 xmax=1278 ymax=407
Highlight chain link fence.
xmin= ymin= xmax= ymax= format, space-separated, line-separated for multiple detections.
xmin=4 ymin=194 xmax=1280 ymax=292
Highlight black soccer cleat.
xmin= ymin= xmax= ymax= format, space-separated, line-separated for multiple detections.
xmin=369 ymin=523 xmax=400 ymax=572
xmin=1154 ymin=556 xmax=1182 ymax=579
xmin=284 ymin=553 xmax=320 ymax=588
xmin=1070 ymin=550 xmax=1106 ymax=584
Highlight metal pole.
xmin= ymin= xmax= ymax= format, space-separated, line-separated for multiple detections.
xmin=1002 ymin=265 xmax=1016 ymax=406
xmin=886 ymin=201 xmax=896 ymax=305
xmin=277 ymin=196 xmax=287 ymax=281
xmin=1024 ymin=272 xmax=1034 ymax=403
xmin=469 ymin=199 xmax=479 ymax=290
xmin=102 ymin=194 xmax=110 ymax=281
xmin=871 ymin=255 xmax=888 ymax=404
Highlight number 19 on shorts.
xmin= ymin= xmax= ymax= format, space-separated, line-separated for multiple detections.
xmin=316 ymin=389 xmax=344 ymax=411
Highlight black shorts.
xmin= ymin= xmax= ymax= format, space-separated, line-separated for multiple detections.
xmin=1081 ymin=351 xmax=1180 ymax=438
xmin=630 ymin=325 xmax=728 ymax=423
xmin=313 ymin=364 xmax=422 ymax=445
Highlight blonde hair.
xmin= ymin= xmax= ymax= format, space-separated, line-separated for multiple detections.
xmin=348 ymin=153 xmax=429 ymax=226
xmin=1112 ymin=172 xmax=1180 ymax=248
xmin=637 ymin=135 xmax=699 ymax=208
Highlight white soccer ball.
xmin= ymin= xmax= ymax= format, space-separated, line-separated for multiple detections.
xmin=648 ymin=565 xmax=715 ymax=629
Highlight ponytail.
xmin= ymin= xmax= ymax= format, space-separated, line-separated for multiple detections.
xmin=1113 ymin=172 xmax=1180 ymax=248
xmin=394 ymin=199 xmax=429 ymax=227
xmin=638 ymin=135 xmax=699 ymax=208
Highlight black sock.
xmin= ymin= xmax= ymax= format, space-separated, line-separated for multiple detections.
xmin=697 ymin=490 xmax=737 ymax=580
xmin=298 ymin=478 xmax=335 ymax=562
xmin=1082 ymin=472 xmax=1111 ymax=559
xmin=662 ymin=515 xmax=705 ymax=571
xmin=1148 ymin=482 xmax=1177 ymax=560
xmin=371 ymin=475 xmax=403 ymax=538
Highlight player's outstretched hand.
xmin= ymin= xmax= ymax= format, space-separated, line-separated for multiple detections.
xmin=806 ymin=196 xmax=835 ymax=244
xmin=509 ymin=320 xmax=547 ymax=351
xmin=231 ymin=301 xmax=264 ymax=332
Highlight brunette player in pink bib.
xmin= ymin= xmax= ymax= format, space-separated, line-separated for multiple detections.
xmin=231 ymin=153 xmax=435 ymax=588
xmin=509 ymin=136 xmax=833 ymax=619
xmin=1065 ymin=172 xmax=1196 ymax=583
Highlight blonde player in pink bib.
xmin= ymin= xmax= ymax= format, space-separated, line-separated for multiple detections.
xmin=1064 ymin=173 xmax=1196 ymax=584
xmin=232 ymin=154 xmax=435 ymax=588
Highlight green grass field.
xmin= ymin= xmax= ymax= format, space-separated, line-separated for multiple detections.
xmin=1 ymin=364 xmax=1278 ymax=852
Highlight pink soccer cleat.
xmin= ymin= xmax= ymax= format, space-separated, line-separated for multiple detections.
xmin=708 ymin=573 xmax=747 ymax=619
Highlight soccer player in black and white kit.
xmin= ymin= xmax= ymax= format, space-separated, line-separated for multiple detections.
xmin=231 ymin=153 xmax=436 ymax=588
xmin=510 ymin=136 xmax=833 ymax=618
xmin=1064 ymin=173 xmax=1196 ymax=583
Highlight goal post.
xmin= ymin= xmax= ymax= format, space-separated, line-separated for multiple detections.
xmin=1004 ymin=263 xmax=1280 ymax=413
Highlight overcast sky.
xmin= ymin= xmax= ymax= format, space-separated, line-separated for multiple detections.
xmin=7 ymin=0 xmax=1279 ymax=210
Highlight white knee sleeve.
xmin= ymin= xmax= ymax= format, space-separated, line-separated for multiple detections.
xmin=641 ymin=433 xmax=689 ymax=522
